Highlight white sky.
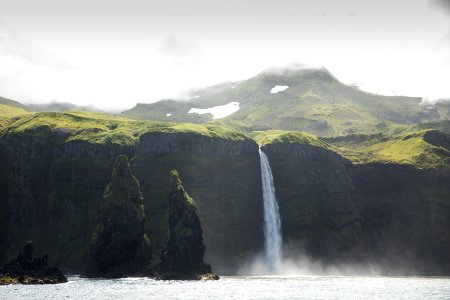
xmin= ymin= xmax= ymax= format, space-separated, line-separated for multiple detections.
xmin=0 ymin=0 xmax=449 ymax=110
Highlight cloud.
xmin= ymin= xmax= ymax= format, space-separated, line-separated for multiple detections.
xmin=430 ymin=0 xmax=450 ymax=14
xmin=0 ymin=20 xmax=72 ymax=70
xmin=157 ymin=34 xmax=204 ymax=67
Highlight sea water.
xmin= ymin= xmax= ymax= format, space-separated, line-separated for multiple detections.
xmin=1 ymin=276 xmax=450 ymax=300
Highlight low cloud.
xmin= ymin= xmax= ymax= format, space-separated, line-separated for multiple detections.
xmin=0 ymin=20 xmax=72 ymax=70
xmin=430 ymin=0 xmax=450 ymax=14
xmin=157 ymin=33 xmax=205 ymax=67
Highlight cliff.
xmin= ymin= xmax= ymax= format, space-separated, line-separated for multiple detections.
xmin=255 ymin=130 xmax=450 ymax=274
xmin=132 ymin=130 xmax=263 ymax=273
xmin=0 ymin=112 xmax=263 ymax=274
xmin=85 ymin=155 xmax=152 ymax=278
xmin=1 ymin=110 xmax=449 ymax=275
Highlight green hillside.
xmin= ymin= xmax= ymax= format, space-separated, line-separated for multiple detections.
xmin=0 ymin=96 xmax=29 ymax=110
xmin=27 ymin=101 xmax=105 ymax=113
xmin=1 ymin=111 xmax=250 ymax=145
xmin=254 ymin=128 xmax=450 ymax=168
xmin=325 ymin=129 xmax=450 ymax=168
xmin=123 ymin=67 xmax=449 ymax=137
xmin=121 ymin=100 xmax=209 ymax=123
xmin=0 ymin=99 xmax=31 ymax=128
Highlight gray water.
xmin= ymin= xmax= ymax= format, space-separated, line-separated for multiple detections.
xmin=259 ymin=148 xmax=282 ymax=272
xmin=1 ymin=276 xmax=450 ymax=299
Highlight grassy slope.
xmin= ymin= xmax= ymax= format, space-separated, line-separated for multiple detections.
xmin=340 ymin=130 xmax=450 ymax=167
xmin=408 ymin=120 xmax=450 ymax=135
xmin=0 ymin=103 xmax=32 ymax=128
xmin=2 ymin=105 xmax=447 ymax=168
xmin=251 ymin=130 xmax=333 ymax=149
xmin=122 ymin=100 xmax=211 ymax=124
xmin=1 ymin=111 xmax=250 ymax=145
xmin=253 ymin=129 xmax=450 ymax=168
xmin=0 ymin=96 xmax=29 ymax=110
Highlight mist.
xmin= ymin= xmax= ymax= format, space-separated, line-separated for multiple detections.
xmin=237 ymin=242 xmax=427 ymax=277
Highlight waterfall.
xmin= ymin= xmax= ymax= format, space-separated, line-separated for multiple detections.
xmin=259 ymin=148 xmax=282 ymax=272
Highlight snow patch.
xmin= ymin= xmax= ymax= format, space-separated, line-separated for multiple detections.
xmin=166 ymin=113 xmax=172 ymax=116
xmin=270 ymin=85 xmax=289 ymax=94
xmin=188 ymin=102 xmax=240 ymax=119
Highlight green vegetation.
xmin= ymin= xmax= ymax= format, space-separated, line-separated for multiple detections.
xmin=27 ymin=101 xmax=104 ymax=113
xmin=0 ymin=111 xmax=251 ymax=146
xmin=408 ymin=120 xmax=450 ymax=135
xmin=251 ymin=129 xmax=333 ymax=150
xmin=0 ymin=102 xmax=30 ymax=129
xmin=0 ymin=96 xmax=29 ymax=110
xmin=122 ymin=100 xmax=209 ymax=124
xmin=170 ymin=170 xmax=196 ymax=209
xmin=339 ymin=130 xmax=450 ymax=168
xmin=256 ymin=128 xmax=449 ymax=169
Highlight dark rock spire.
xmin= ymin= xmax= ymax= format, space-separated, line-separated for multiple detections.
xmin=157 ymin=170 xmax=218 ymax=280
xmin=85 ymin=155 xmax=152 ymax=278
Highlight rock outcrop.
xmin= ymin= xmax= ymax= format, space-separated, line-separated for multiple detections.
xmin=157 ymin=170 xmax=218 ymax=280
xmin=0 ymin=241 xmax=67 ymax=285
xmin=85 ymin=155 xmax=152 ymax=278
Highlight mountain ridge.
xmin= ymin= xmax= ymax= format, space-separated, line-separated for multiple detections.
xmin=122 ymin=66 xmax=449 ymax=137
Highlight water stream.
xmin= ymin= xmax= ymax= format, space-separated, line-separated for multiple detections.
xmin=259 ymin=148 xmax=282 ymax=272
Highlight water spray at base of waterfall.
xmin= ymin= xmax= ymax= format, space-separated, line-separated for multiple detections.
xmin=259 ymin=148 xmax=283 ymax=273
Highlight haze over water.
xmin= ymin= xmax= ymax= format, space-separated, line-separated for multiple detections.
xmin=2 ymin=276 xmax=450 ymax=300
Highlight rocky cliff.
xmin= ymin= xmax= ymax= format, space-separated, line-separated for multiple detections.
xmin=1 ymin=111 xmax=449 ymax=275
xmin=133 ymin=130 xmax=263 ymax=273
xmin=257 ymin=130 xmax=450 ymax=274
xmin=85 ymin=155 xmax=152 ymax=278
xmin=0 ymin=124 xmax=134 ymax=269
xmin=0 ymin=112 xmax=263 ymax=274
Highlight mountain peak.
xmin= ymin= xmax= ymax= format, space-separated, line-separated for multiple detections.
xmin=260 ymin=64 xmax=332 ymax=77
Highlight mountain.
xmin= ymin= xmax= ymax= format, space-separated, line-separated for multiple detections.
xmin=0 ymin=96 xmax=31 ymax=128
xmin=0 ymin=96 xmax=29 ymax=110
xmin=27 ymin=101 xmax=105 ymax=113
xmin=121 ymin=100 xmax=209 ymax=123
xmin=123 ymin=67 xmax=449 ymax=137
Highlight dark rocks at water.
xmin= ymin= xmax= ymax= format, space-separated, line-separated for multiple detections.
xmin=84 ymin=155 xmax=152 ymax=278
xmin=0 ymin=241 xmax=67 ymax=285
xmin=156 ymin=170 xmax=219 ymax=280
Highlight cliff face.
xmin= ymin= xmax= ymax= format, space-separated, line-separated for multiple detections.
xmin=261 ymin=132 xmax=450 ymax=274
xmin=261 ymin=143 xmax=363 ymax=262
xmin=0 ymin=128 xmax=134 ymax=269
xmin=0 ymin=118 xmax=263 ymax=274
xmin=133 ymin=131 xmax=263 ymax=273
xmin=1 ymin=112 xmax=449 ymax=275
xmin=350 ymin=163 xmax=450 ymax=273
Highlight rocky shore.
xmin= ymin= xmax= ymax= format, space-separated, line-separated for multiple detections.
xmin=0 ymin=241 xmax=67 ymax=285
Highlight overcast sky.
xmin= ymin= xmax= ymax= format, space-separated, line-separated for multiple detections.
xmin=0 ymin=0 xmax=449 ymax=110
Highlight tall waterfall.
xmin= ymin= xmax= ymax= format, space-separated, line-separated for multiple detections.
xmin=259 ymin=148 xmax=282 ymax=272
